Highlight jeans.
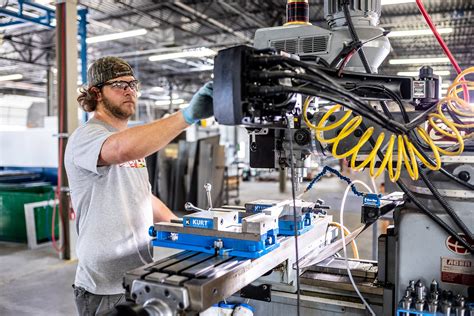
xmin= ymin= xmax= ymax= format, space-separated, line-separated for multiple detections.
xmin=73 ymin=285 xmax=124 ymax=316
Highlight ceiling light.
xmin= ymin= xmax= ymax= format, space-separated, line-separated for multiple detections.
xmin=441 ymin=83 xmax=451 ymax=88
xmin=33 ymin=0 xmax=54 ymax=5
xmin=387 ymin=28 xmax=453 ymax=38
xmin=155 ymin=99 xmax=185 ymax=106
xmin=149 ymin=47 xmax=217 ymax=62
xmin=150 ymin=86 xmax=165 ymax=92
xmin=389 ymin=57 xmax=450 ymax=65
xmin=397 ymin=70 xmax=450 ymax=76
xmin=0 ymin=74 xmax=23 ymax=81
xmin=86 ymin=29 xmax=147 ymax=44
xmin=381 ymin=0 xmax=414 ymax=5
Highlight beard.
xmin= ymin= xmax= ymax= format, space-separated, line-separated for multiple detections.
xmin=102 ymin=95 xmax=135 ymax=120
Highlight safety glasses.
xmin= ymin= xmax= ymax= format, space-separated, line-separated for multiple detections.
xmin=97 ymin=79 xmax=140 ymax=92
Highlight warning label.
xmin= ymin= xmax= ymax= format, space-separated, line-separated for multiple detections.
xmin=441 ymin=257 xmax=474 ymax=286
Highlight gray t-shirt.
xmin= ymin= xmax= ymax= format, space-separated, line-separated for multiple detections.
xmin=65 ymin=117 xmax=153 ymax=295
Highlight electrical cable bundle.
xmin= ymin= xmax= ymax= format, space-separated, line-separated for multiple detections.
xmin=302 ymin=66 xmax=473 ymax=182
xmin=252 ymin=60 xmax=473 ymax=182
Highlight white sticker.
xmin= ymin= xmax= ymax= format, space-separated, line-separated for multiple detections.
xmin=413 ymin=81 xmax=426 ymax=98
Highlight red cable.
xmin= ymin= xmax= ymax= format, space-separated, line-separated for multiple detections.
xmin=338 ymin=49 xmax=356 ymax=76
xmin=415 ymin=0 xmax=461 ymax=74
xmin=415 ymin=0 xmax=468 ymax=102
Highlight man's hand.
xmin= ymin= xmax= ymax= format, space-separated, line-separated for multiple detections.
xmin=182 ymin=82 xmax=213 ymax=124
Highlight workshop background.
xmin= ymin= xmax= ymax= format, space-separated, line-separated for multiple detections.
xmin=0 ymin=0 xmax=472 ymax=316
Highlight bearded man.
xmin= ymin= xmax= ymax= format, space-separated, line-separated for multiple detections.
xmin=65 ymin=56 xmax=213 ymax=316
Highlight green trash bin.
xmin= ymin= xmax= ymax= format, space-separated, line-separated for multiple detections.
xmin=0 ymin=183 xmax=58 ymax=243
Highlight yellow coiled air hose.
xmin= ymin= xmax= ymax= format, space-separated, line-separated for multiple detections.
xmin=302 ymin=67 xmax=474 ymax=182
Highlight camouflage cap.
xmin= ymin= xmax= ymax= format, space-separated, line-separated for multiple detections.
xmin=87 ymin=56 xmax=135 ymax=87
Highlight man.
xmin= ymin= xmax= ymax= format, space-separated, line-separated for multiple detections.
xmin=65 ymin=56 xmax=213 ymax=315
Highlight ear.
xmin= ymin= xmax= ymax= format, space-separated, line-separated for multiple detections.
xmin=92 ymin=87 xmax=103 ymax=102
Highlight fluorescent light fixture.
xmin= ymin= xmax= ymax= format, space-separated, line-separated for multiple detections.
xmin=441 ymin=89 xmax=447 ymax=95
xmin=387 ymin=28 xmax=453 ymax=38
xmin=441 ymin=83 xmax=451 ymax=88
xmin=150 ymin=86 xmax=165 ymax=92
xmin=0 ymin=74 xmax=23 ymax=81
xmin=389 ymin=57 xmax=450 ymax=65
xmin=381 ymin=0 xmax=414 ymax=5
xmin=155 ymin=99 xmax=185 ymax=106
xmin=149 ymin=47 xmax=217 ymax=62
xmin=34 ymin=0 xmax=54 ymax=4
xmin=397 ymin=70 xmax=450 ymax=77
xmin=86 ymin=29 xmax=147 ymax=44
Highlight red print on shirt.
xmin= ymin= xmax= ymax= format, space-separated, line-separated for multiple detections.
xmin=119 ymin=158 xmax=147 ymax=168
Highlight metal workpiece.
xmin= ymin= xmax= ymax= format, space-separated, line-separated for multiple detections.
xmin=455 ymin=295 xmax=467 ymax=316
xmin=182 ymin=210 xmax=239 ymax=230
xmin=415 ymin=299 xmax=425 ymax=312
xmin=153 ymin=222 xmax=259 ymax=240
xmin=456 ymin=307 xmax=467 ymax=316
xmin=428 ymin=299 xmax=439 ymax=313
xmin=430 ymin=291 xmax=440 ymax=301
xmin=404 ymin=289 xmax=411 ymax=298
xmin=442 ymin=301 xmax=452 ymax=316
xmin=430 ymin=279 xmax=439 ymax=293
xmin=415 ymin=280 xmax=425 ymax=301
xmin=241 ymin=213 xmax=278 ymax=234
xmin=401 ymin=295 xmax=412 ymax=310
xmin=280 ymin=200 xmax=318 ymax=217
xmin=456 ymin=295 xmax=466 ymax=308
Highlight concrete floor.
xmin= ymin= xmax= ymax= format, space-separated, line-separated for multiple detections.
xmin=0 ymin=171 xmax=389 ymax=315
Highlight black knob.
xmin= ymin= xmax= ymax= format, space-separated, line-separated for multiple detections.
xmin=458 ymin=171 xmax=470 ymax=182
xmin=419 ymin=66 xmax=434 ymax=79
xmin=294 ymin=129 xmax=311 ymax=146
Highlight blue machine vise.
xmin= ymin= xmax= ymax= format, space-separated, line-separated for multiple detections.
xmin=149 ymin=210 xmax=280 ymax=259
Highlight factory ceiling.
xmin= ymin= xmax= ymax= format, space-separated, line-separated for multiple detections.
xmin=0 ymin=0 xmax=472 ymax=108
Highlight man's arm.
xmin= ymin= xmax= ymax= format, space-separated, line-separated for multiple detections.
xmin=151 ymin=194 xmax=178 ymax=223
xmin=98 ymin=81 xmax=213 ymax=166
xmin=99 ymin=111 xmax=188 ymax=165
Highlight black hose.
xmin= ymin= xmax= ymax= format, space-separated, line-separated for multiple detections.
xmin=418 ymin=170 xmax=474 ymax=241
xmin=396 ymin=179 xmax=473 ymax=252
xmin=250 ymin=71 xmax=407 ymax=133
xmin=410 ymin=140 xmax=474 ymax=191
xmin=252 ymin=84 xmax=400 ymax=133
xmin=342 ymin=0 xmax=373 ymax=74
